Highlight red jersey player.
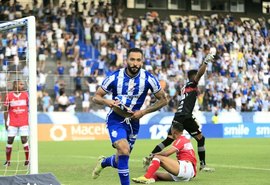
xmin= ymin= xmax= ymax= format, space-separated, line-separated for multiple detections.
xmin=4 ymin=80 xmax=29 ymax=167
xmin=132 ymin=121 xmax=197 ymax=184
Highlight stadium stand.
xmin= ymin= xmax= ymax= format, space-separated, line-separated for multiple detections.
xmin=0 ymin=0 xmax=269 ymax=113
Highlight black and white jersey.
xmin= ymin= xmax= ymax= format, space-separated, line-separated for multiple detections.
xmin=176 ymin=80 xmax=198 ymax=117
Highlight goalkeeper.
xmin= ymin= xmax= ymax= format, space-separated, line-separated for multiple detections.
xmin=4 ymin=80 xmax=29 ymax=167
xmin=143 ymin=46 xmax=215 ymax=172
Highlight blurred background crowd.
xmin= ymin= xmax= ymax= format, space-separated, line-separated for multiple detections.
xmin=0 ymin=0 xmax=269 ymax=114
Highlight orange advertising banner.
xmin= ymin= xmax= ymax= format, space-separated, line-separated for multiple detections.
xmin=38 ymin=123 xmax=109 ymax=141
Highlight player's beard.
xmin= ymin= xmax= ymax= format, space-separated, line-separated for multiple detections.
xmin=127 ymin=65 xmax=141 ymax=75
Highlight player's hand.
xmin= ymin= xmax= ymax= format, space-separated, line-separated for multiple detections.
xmin=204 ymin=54 xmax=214 ymax=64
xmin=106 ymin=99 xmax=119 ymax=108
xmin=5 ymin=123 xmax=8 ymax=131
xmin=130 ymin=110 xmax=145 ymax=120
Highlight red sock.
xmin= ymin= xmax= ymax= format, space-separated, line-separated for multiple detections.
xmin=23 ymin=143 xmax=29 ymax=161
xmin=6 ymin=145 xmax=12 ymax=161
xmin=144 ymin=158 xmax=160 ymax=179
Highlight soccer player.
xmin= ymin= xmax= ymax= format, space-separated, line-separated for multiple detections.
xmin=132 ymin=121 xmax=197 ymax=184
xmin=91 ymin=48 xmax=168 ymax=185
xmin=143 ymin=48 xmax=215 ymax=172
xmin=4 ymin=79 xmax=29 ymax=166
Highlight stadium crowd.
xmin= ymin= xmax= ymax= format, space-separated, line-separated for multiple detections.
xmin=0 ymin=0 xmax=269 ymax=113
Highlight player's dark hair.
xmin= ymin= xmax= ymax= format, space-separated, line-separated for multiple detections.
xmin=187 ymin=70 xmax=197 ymax=80
xmin=127 ymin=48 xmax=143 ymax=58
xmin=172 ymin=121 xmax=184 ymax=132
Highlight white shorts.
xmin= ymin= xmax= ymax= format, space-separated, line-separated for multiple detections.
xmin=39 ymin=54 xmax=46 ymax=61
xmin=170 ymin=160 xmax=195 ymax=182
xmin=82 ymin=101 xmax=90 ymax=108
xmin=2 ymin=65 xmax=7 ymax=71
xmin=7 ymin=126 xmax=29 ymax=137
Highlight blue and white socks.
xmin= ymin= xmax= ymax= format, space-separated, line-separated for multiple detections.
xmin=101 ymin=155 xmax=117 ymax=168
xmin=118 ymin=155 xmax=130 ymax=185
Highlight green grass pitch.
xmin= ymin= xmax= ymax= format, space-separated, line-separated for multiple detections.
xmin=36 ymin=138 xmax=270 ymax=185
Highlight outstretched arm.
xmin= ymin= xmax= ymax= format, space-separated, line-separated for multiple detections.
xmin=194 ymin=54 xmax=214 ymax=83
xmin=155 ymin=146 xmax=177 ymax=157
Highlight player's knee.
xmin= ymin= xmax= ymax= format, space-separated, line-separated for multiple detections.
xmin=115 ymin=139 xmax=130 ymax=155
xmin=197 ymin=135 xmax=205 ymax=147
xmin=118 ymin=146 xmax=130 ymax=155
xmin=7 ymin=137 xmax=15 ymax=144
xmin=21 ymin=137 xmax=28 ymax=144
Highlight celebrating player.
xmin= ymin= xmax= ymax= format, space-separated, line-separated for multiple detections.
xmin=4 ymin=79 xmax=29 ymax=167
xmin=143 ymin=46 xmax=215 ymax=172
xmin=91 ymin=48 xmax=168 ymax=185
xmin=133 ymin=121 xmax=197 ymax=184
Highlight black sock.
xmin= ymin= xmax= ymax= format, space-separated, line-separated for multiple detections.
xmin=197 ymin=136 xmax=206 ymax=166
xmin=151 ymin=137 xmax=174 ymax=154
xmin=198 ymin=150 xmax=206 ymax=166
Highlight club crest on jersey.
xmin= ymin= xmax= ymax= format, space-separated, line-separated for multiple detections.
xmin=111 ymin=130 xmax=118 ymax=138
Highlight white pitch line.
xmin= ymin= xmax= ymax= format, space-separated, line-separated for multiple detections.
xmin=71 ymin=155 xmax=270 ymax=171
xmin=208 ymin=163 xmax=270 ymax=171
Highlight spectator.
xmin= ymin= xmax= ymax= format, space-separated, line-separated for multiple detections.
xmin=74 ymin=71 xmax=83 ymax=94
xmin=42 ymin=91 xmax=52 ymax=112
xmin=56 ymin=62 xmax=65 ymax=78
xmin=66 ymin=95 xmax=76 ymax=113
xmin=0 ymin=2 xmax=269 ymax=113
xmin=82 ymin=90 xmax=90 ymax=112
xmin=212 ymin=112 xmax=219 ymax=124
xmin=57 ymin=89 xmax=69 ymax=111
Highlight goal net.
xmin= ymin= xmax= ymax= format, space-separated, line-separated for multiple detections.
xmin=0 ymin=16 xmax=38 ymax=175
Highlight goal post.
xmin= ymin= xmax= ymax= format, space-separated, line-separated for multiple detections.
xmin=0 ymin=16 xmax=38 ymax=174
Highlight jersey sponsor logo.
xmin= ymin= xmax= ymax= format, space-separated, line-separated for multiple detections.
xmin=177 ymin=93 xmax=186 ymax=112
xmin=183 ymin=143 xmax=194 ymax=150
xmin=10 ymin=99 xmax=27 ymax=106
xmin=184 ymin=87 xmax=197 ymax=93
xmin=120 ymin=94 xmax=140 ymax=99
xmin=12 ymin=108 xmax=26 ymax=114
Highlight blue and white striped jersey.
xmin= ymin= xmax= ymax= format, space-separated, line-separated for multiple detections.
xmin=101 ymin=68 xmax=161 ymax=111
